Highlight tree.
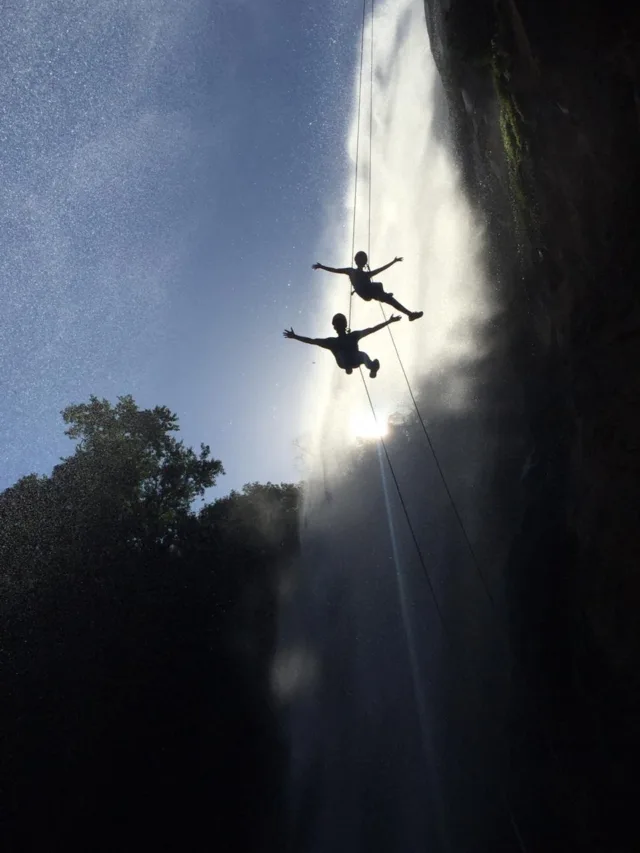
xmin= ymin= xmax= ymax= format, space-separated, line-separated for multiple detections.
xmin=201 ymin=481 xmax=299 ymax=553
xmin=1 ymin=395 xmax=224 ymax=590
xmin=0 ymin=396 xmax=299 ymax=852
xmin=59 ymin=394 xmax=223 ymax=552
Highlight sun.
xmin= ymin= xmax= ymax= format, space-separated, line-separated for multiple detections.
xmin=349 ymin=409 xmax=388 ymax=440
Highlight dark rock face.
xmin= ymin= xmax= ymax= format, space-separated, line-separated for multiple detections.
xmin=424 ymin=1 xmax=640 ymax=849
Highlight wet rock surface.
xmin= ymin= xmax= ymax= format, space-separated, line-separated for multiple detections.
xmin=424 ymin=1 xmax=640 ymax=848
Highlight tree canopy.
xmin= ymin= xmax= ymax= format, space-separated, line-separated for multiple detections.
xmin=0 ymin=395 xmax=299 ymax=852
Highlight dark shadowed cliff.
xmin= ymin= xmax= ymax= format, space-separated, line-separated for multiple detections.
xmin=423 ymin=1 xmax=640 ymax=848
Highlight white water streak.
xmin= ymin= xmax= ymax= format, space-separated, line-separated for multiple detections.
xmin=301 ymin=0 xmax=492 ymax=505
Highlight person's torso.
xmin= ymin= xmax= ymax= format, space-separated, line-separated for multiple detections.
xmin=330 ymin=331 xmax=360 ymax=366
xmin=348 ymin=268 xmax=371 ymax=294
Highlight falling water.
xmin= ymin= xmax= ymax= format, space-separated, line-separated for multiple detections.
xmin=300 ymin=0 xmax=493 ymax=487
xmin=275 ymin=1 xmax=526 ymax=851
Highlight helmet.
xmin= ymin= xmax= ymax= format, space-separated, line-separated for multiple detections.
xmin=354 ymin=250 xmax=368 ymax=266
xmin=332 ymin=313 xmax=348 ymax=330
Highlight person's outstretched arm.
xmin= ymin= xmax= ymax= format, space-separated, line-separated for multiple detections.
xmin=312 ymin=262 xmax=351 ymax=275
xmin=369 ymin=256 xmax=403 ymax=277
xmin=283 ymin=328 xmax=331 ymax=348
xmin=357 ymin=314 xmax=401 ymax=339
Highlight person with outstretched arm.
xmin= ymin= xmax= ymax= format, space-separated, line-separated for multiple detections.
xmin=312 ymin=251 xmax=423 ymax=320
xmin=283 ymin=312 xmax=401 ymax=378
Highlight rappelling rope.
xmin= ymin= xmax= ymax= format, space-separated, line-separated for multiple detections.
xmin=350 ymin=0 xmax=440 ymax=609
xmin=349 ymin=4 xmax=529 ymax=850
xmin=348 ymin=0 xmax=368 ymax=331
xmin=377 ymin=301 xmax=495 ymax=604
xmin=358 ymin=371 xmax=445 ymax=624
xmin=349 ymin=0 xmax=491 ymax=608
xmin=355 ymin=0 xmax=492 ymax=604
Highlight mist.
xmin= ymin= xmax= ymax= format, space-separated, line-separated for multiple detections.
xmin=276 ymin=1 xmax=527 ymax=850
xmin=301 ymin=0 xmax=491 ymax=464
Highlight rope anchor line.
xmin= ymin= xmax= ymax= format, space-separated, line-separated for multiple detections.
xmin=348 ymin=0 xmax=489 ymax=608
xmin=347 ymin=3 xmax=530 ymax=849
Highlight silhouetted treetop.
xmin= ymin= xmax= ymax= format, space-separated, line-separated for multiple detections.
xmin=1 ymin=395 xmax=297 ymax=852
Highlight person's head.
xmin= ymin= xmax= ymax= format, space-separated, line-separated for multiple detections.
xmin=354 ymin=250 xmax=368 ymax=269
xmin=332 ymin=313 xmax=348 ymax=335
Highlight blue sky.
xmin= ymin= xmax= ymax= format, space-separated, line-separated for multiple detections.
xmin=0 ymin=0 xmax=363 ymax=494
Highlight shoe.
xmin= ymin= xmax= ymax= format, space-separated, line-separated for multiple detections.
xmin=409 ymin=311 xmax=423 ymax=321
xmin=369 ymin=359 xmax=380 ymax=378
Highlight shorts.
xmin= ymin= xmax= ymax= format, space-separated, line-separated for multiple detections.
xmin=335 ymin=351 xmax=366 ymax=370
xmin=354 ymin=281 xmax=385 ymax=302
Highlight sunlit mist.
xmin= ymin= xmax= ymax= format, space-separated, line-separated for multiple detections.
xmin=299 ymin=0 xmax=492 ymax=498
xmin=349 ymin=406 xmax=388 ymax=440
xmin=271 ymin=646 xmax=319 ymax=703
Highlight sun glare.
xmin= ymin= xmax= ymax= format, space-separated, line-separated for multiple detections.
xmin=349 ymin=409 xmax=388 ymax=440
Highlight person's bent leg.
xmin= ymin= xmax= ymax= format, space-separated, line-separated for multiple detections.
xmin=359 ymin=351 xmax=379 ymax=378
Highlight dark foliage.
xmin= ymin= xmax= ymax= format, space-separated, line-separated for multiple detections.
xmin=0 ymin=396 xmax=299 ymax=852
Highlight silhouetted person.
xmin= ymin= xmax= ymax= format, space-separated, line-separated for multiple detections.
xmin=312 ymin=251 xmax=423 ymax=320
xmin=283 ymin=312 xmax=401 ymax=378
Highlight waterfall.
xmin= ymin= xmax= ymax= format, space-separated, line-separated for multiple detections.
xmin=275 ymin=1 xmax=524 ymax=850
